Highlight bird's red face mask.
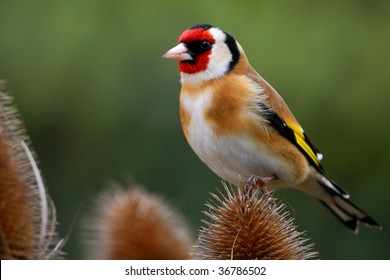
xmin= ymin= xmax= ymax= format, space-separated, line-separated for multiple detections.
xmin=163 ymin=28 xmax=215 ymax=74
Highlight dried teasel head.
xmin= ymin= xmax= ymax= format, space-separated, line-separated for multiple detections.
xmin=192 ymin=181 xmax=318 ymax=260
xmin=0 ymin=85 xmax=62 ymax=259
xmin=83 ymin=185 xmax=192 ymax=259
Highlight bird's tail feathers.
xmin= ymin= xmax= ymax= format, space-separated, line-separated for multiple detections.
xmin=327 ymin=179 xmax=350 ymax=198
xmin=318 ymin=177 xmax=349 ymax=199
xmin=297 ymin=173 xmax=381 ymax=232
xmin=317 ymin=179 xmax=381 ymax=233
xmin=319 ymin=194 xmax=381 ymax=233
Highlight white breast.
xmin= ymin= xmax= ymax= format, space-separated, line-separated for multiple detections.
xmin=180 ymin=88 xmax=291 ymax=189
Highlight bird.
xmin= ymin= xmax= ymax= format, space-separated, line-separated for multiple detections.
xmin=162 ymin=23 xmax=381 ymax=232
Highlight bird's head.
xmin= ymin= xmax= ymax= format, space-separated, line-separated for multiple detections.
xmin=163 ymin=24 xmax=241 ymax=84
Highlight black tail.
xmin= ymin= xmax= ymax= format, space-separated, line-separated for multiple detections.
xmin=319 ymin=188 xmax=382 ymax=233
xmin=297 ymin=172 xmax=381 ymax=232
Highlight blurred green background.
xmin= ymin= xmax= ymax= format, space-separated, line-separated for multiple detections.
xmin=0 ymin=0 xmax=389 ymax=259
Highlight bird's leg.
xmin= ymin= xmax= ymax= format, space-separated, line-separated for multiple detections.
xmin=243 ymin=175 xmax=256 ymax=199
xmin=243 ymin=175 xmax=276 ymax=209
xmin=244 ymin=175 xmax=275 ymax=195
xmin=243 ymin=175 xmax=275 ymax=199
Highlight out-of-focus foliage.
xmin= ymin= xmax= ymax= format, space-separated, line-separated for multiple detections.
xmin=0 ymin=0 xmax=389 ymax=259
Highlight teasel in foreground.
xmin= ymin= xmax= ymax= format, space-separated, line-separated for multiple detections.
xmin=192 ymin=181 xmax=318 ymax=260
xmin=83 ymin=185 xmax=192 ymax=259
xmin=83 ymin=180 xmax=317 ymax=260
xmin=0 ymin=84 xmax=62 ymax=259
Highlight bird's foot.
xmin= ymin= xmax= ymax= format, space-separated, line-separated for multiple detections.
xmin=243 ymin=175 xmax=275 ymax=198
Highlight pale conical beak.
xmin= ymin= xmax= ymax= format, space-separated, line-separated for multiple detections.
xmin=162 ymin=42 xmax=193 ymax=61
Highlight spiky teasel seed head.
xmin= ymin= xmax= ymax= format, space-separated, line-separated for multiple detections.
xmin=0 ymin=84 xmax=61 ymax=259
xmin=83 ymin=185 xmax=192 ymax=259
xmin=192 ymin=182 xmax=318 ymax=260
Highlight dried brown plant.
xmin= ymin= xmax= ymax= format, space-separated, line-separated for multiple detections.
xmin=0 ymin=85 xmax=61 ymax=259
xmin=83 ymin=185 xmax=192 ymax=259
xmin=192 ymin=182 xmax=318 ymax=259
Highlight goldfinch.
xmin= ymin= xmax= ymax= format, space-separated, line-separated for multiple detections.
xmin=163 ymin=24 xmax=381 ymax=232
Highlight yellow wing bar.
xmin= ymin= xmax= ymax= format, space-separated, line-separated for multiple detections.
xmin=285 ymin=119 xmax=321 ymax=167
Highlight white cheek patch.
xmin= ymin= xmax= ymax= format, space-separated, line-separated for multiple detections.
xmin=207 ymin=41 xmax=231 ymax=77
xmin=180 ymin=27 xmax=233 ymax=85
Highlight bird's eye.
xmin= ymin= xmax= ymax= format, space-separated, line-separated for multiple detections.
xmin=200 ymin=40 xmax=212 ymax=50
